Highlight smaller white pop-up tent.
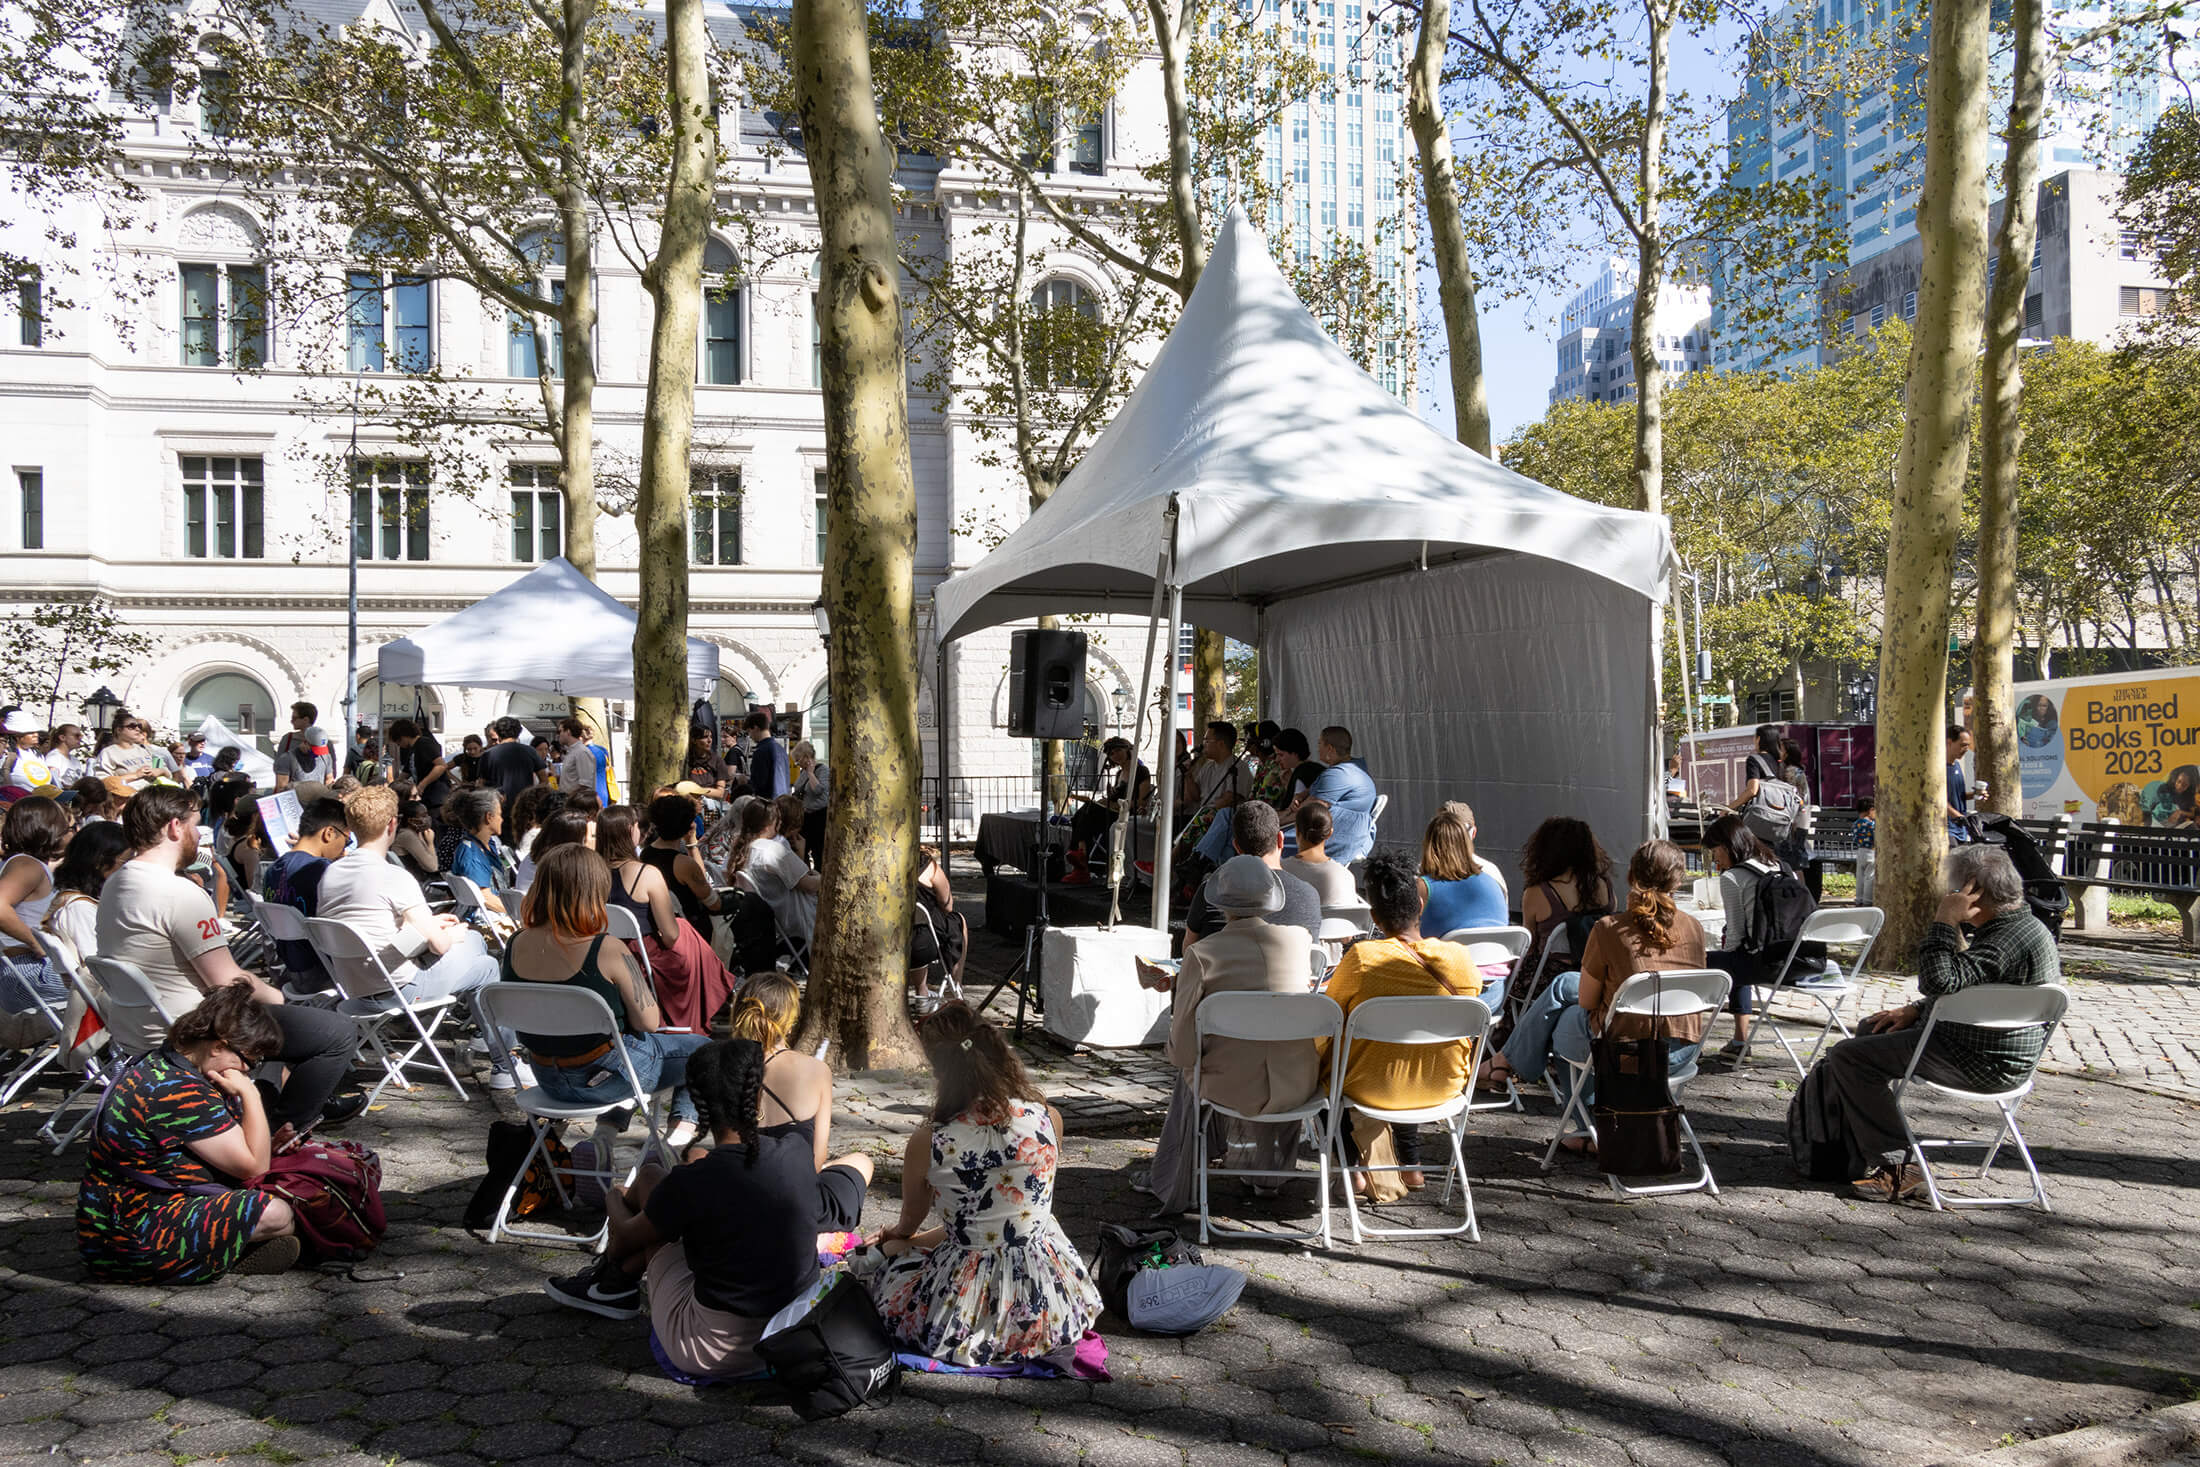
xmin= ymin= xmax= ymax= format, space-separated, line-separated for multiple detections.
xmin=193 ymin=715 xmax=274 ymax=786
xmin=934 ymin=207 xmax=1672 ymax=920
xmin=376 ymin=557 xmax=720 ymax=701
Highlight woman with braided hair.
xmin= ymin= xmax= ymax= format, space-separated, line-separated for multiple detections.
xmin=542 ymin=1035 xmax=874 ymax=1381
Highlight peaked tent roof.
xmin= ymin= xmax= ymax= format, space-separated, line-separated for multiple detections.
xmin=377 ymin=558 xmax=720 ymax=700
xmin=935 ymin=207 xmax=1671 ymax=645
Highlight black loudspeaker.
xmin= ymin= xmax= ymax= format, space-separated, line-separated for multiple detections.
xmin=1007 ymin=628 xmax=1088 ymax=740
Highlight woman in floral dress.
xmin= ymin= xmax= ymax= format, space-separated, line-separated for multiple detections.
xmin=866 ymin=1002 xmax=1099 ymax=1366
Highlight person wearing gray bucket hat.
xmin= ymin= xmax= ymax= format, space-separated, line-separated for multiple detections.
xmin=1136 ymin=855 xmax=1322 ymax=1215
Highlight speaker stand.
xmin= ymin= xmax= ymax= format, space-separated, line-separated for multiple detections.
xmin=979 ymin=809 xmax=1053 ymax=1036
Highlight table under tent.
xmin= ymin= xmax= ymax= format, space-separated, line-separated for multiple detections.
xmin=933 ymin=206 xmax=1673 ymax=925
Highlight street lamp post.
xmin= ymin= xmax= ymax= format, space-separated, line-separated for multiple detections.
xmin=81 ymin=686 xmax=121 ymax=733
xmin=1110 ymin=685 xmax=1131 ymax=731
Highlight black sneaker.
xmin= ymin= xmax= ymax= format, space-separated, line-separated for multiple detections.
xmin=318 ymin=1089 xmax=370 ymax=1129
xmin=544 ymin=1260 xmax=641 ymax=1320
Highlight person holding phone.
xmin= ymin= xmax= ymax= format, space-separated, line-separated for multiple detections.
xmin=1794 ymin=846 xmax=2060 ymax=1202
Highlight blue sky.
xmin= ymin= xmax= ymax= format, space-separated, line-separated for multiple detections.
xmin=1415 ymin=28 xmax=1751 ymax=445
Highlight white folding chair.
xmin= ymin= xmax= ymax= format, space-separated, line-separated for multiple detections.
xmin=0 ymin=953 xmax=65 ymax=1106
xmin=1441 ymin=925 xmax=1532 ymax=1113
xmin=1321 ymin=901 xmax=1374 ymax=934
xmin=1330 ymin=994 xmax=1491 ymax=1243
xmin=912 ymin=901 xmax=965 ymax=1003
xmin=445 ymin=872 xmax=495 ymax=916
xmin=303 ymin=916 xmax=470 ymax=1105
xmin=601 ymin=905 xmax=697 ymax=1037
xmin=243 ymin=894 xmax=336 ymax=1006
xmin=1735 ymin=907 xmax=1885 ymax=1076
xmin=474 ymin=981 xmax=672 ymax=1248
xmin=1507 ymin=927 xmax=1581 ymax=1030
xmin=1192 ymin=990 xmax=1342 ymax=1249
xmin=1315 ymin=916 xmax=1363 ymax=971
xmin=81 ymin=955 xmax=180 ymax=1063
xmin=1541 ymin=969 xmax=1731 ymax=1200
xmin=1367 ymin=793 xmax=1390 ymax=844
xmin=1894 ymin=984 xmax=2070 ymax=1212
xmin=29 ymin=930 xmax=128 ymax=1153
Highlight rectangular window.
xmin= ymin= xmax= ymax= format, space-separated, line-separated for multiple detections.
xmin=2121 ymin=285 xmax=2173 ymax=317
xmin=180 ymin=263 xmax=263 ymax=367
xmin=352 ymin=460 xmax=430 ymax=561
xmin=2119 ymin=229 xmax=2142 ymax=261
xmin=198 ymin=67 xmax=236 ymax=136
xmin=508 ymin=279 xmax=566 ymax=378
xmin=1870 ymin=301 xmax=1886 ymax=329
xmin=1069 ymin=111 xmax=1103 ymax=174
xmin=703 ymin=286 xmax=742 ymax=385
xmin=692 ymin=469 xmax=742 ymax=566
xmin=180 ymin=456 xmax=264 ymax=559
xmin=509 ymin=464 xmax=562 ymax=563
xmin=347 ymin=272 xmax=431 ymax=373
xmin=180 ymin=263 xmax=220 ymax=366
xmin=18 ymin=470 xmax=42 ymax=549
xmin=811 ymin=286 xmax=822 ymax=388
xmin=1903 ymin=289 xmax=1917 ymax=320
xmin=16 ymin=273 xmax=40 ymax=347
xmin=814 ymin=470 xmax=829 ymax=564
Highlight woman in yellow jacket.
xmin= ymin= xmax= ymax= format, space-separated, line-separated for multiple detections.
xmin=1322 ymin=849 xmax=1484 ymax=1191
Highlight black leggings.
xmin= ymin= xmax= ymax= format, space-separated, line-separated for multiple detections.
xmin=1703 ymin=950 xmax=1761 ymax=1016
xmin=1341 ymin=1121 xmax=1423 ymax=1167
xmin=264 ymin=1001 xmax=364 ymax=1128
xmin=1070 ymin=801 xmax=1117 ymax=854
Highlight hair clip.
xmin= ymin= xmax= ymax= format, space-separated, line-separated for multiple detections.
xmin=959 ymin=1038 xmax=973 ymax=1051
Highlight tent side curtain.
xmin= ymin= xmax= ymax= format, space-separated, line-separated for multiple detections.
xmin=1262 ymin=553 xmax=1653 ymax=885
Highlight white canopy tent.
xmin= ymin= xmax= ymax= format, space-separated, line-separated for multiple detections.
xmin=934 ymin=207 xmax=1672 ymax=920
xmin=376 ymin=557 xmax=721 ymax=702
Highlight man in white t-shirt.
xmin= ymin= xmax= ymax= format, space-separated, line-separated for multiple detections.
xmin=94 ymin=785 xmax=364 ymax=1129
xmin=313 ymin=785 xmax=519 ymax=1083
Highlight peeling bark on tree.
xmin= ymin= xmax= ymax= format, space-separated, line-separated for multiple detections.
xmin=1877 ymin=0 xmax=1994 ymax=958
xmin=793 ymin=0 xmax=923 ymax=1069
xmin=629 ymin=0 xmax=713 ymax=798
xmin=1972 ymin=0 xmax=2047 ymax=820
xmin=1408 ymin=0 xmax=1490 ymax=456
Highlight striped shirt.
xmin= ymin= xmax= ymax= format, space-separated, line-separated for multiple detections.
xmin=1916 ymin=911 xmax=2061 ymax=1091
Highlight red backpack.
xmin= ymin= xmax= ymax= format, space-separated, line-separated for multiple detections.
xmin=253 ymin=1137 xmax=388 ymax=1265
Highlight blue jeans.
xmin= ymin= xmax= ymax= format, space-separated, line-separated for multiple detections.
xmin=532 ymin=1029 xmax=712 ymax=1124
xmin=0 ymin=955 xmax=63 ymax=1013
xmin=1193 ymin=814 xmax=1237 ymax=867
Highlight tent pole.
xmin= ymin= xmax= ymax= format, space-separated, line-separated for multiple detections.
xmin=1109 ymin=544 xmax=1175 ymax=926
xmin=936 ymin=639 xmax=952 ymax=865
xmin=1151 ymin=580 xmax=1183 ymax=937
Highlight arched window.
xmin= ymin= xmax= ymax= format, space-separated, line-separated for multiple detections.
xmin=347 ymin=228 xmax=431 ymax=373
xmin=182 ymin=671 xmax=275 ymax=744
xmin=507 ymin=229 xmax=566 ymax=379
xmin=1028 ymin=278 xmax=1099 ymax=391
xmin=710 ymin=678 xmax=754 ymax=723
xmin=176 ymin=205 xmax=266 ymax=369
xmin=702 ymin=238 xmax=742 ymax=385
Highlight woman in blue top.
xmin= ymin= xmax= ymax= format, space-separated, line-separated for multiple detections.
xmin=447 ymin=788 xmax=513 ymax=915
xmin=1418 ymin=802 xmax=1510 ymax=982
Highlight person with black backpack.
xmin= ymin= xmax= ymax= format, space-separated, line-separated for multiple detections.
xmin=1701 ymin=814 xmax=1820 ymax=1060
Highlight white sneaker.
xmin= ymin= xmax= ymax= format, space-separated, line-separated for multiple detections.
xmin=486 ymin=1068 xmax=517 ymax=1091
xmin=512 ymin=1058 xmax=536 ymax=1088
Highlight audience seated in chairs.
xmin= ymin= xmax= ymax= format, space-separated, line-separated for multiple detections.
xmin=1497 ymin=840 xmax=1708 ymax=1157
xmin=446 ymin=789 xmax=514 ymax=913
xmin=1417 ymin=801 xmax=1510 ymax=948
xmin=1699 ymin=813 xmax=1791 ymax=1058
xmin=1513 ymin=816 xmax=1614 ymax=1010
xmin=1302 ymin=726 xmax=1379 ymax=866
xmin=315 ymin=786 xmax=517 ymax=1088
xmin=1142 ymin=855 xmax=1323 ymax=1216
xmin=1 ymin=795 xmax=71 ymax=1019
xmin=1183 ymin=801 xmax=1321 ymax=949
xmin=504 ymin=844 xmax=714 ymax=1152
xmin=76 ymin=984 xmax=304 ymax=1283
xmin=908 ymin=843 xmax=967 ymax=1014
xmin=1280 ymin=800 xmax=1357 ymax=908
xmin=1064 ymin=737 xmax=1151 ymax=887
xmin=638 ymin=794 xmax=724 ymax=943
xmin=596 ymin=804 xmax=736 ymax=1033
xmin=1323 ymin=850 xmax=1485 ymax=1194
xmin=1173 ymin=721 xmax=1252 ymax=868
xmin=541 ymin=1036 xmax=872 ymax=1384
xmin=1795 ymin=846 xmax=2061 ymax=1202
xmin=94 ymin=786 xmax=362 ymax=1128
xmin=40 ymin=821 xmax=134 ymax=1050
xmin=261 ymin=797 xmax=350 ymax=995
xmin=861 ymin=1002 xmax=1101 ymax=1368
xmin=726 ymin=797 xmax=818 ymax=953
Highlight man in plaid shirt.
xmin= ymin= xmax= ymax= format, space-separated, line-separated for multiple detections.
xmin=1806 ymin=845 xmax=2060 ymax=1201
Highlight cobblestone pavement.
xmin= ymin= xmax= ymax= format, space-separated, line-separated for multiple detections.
xmin=3 ymin=932 xmax=2197 ymax=1467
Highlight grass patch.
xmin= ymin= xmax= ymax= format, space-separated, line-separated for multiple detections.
xmin=2108 ymin=892 xmax=2184 ymax=925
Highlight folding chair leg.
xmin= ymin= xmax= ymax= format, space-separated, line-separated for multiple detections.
xmin=1606 ymin=1112 xmax=1718 ymax=1200
xmin=1 ymin=1044 xmax=59 ymax=1106
xmin=1541 ymin=1060 xmax=1595 ymax=1171
xmin=1899 ymin=1092 xmax=2052 ymax=1211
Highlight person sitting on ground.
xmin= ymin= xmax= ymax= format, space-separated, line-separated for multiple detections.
xmin=1280 ymin=800 xmax=1357 ymax=909
xmin=1301 ymin=726 xmax=1379 ymax=866
xmin=1797 ymin=845 xmax=2061 ymax=1202
xmin=1182 ymin=800 xmax=1321 ymax=950
xmin=1513 ymin=816 xmax=1614 ymax=1009
xmin=1499 ymin=840 xmax=1708 ymax=1154
xmin=261 ymin=796 xmax=350 ymax=995
xmin=541 ymin=1037 xmax=873 ymax=1379
xmin=76 ymin=984 xmax=303 ymax=1282
xmin=1698 ymin=812 xmax=1790 ymax=1057
xmin=0 ymin=795 xmax=70 ymax=1016
xmin=1142 ymin=855 xmax=1323 ymax=1216
xmin=1063 ymin=737 xmax=1150 ymax=887
xmin=1417 ymin=801 xmax=1510 ymax=943
xmin=597 ymin=804 xmax=735 ymax=1032
xmin=1323 ymin=850 xmax=1485 ymax=1192
xmin=640 ymin=793 xmax=725 ymax=942
xmin=865 ymin=1001 xmax=1100 ymax=1367
xmin=505 ymin=844 xmax=714 ymax=1152
xmin=732 ymin=795 xmax=819 ymax=950
xmin=727 ymin=971 xmax=853 ymax=1173
xmin=908 ymin=843 xmax=967 ymax=1013
xmin=95 ymin=787 xmax=363 ymax=1125
xmin=313 ymin=785 xmax=518 ymax=1087
xmin=446 ymin=787 xmax=513 ymax=914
